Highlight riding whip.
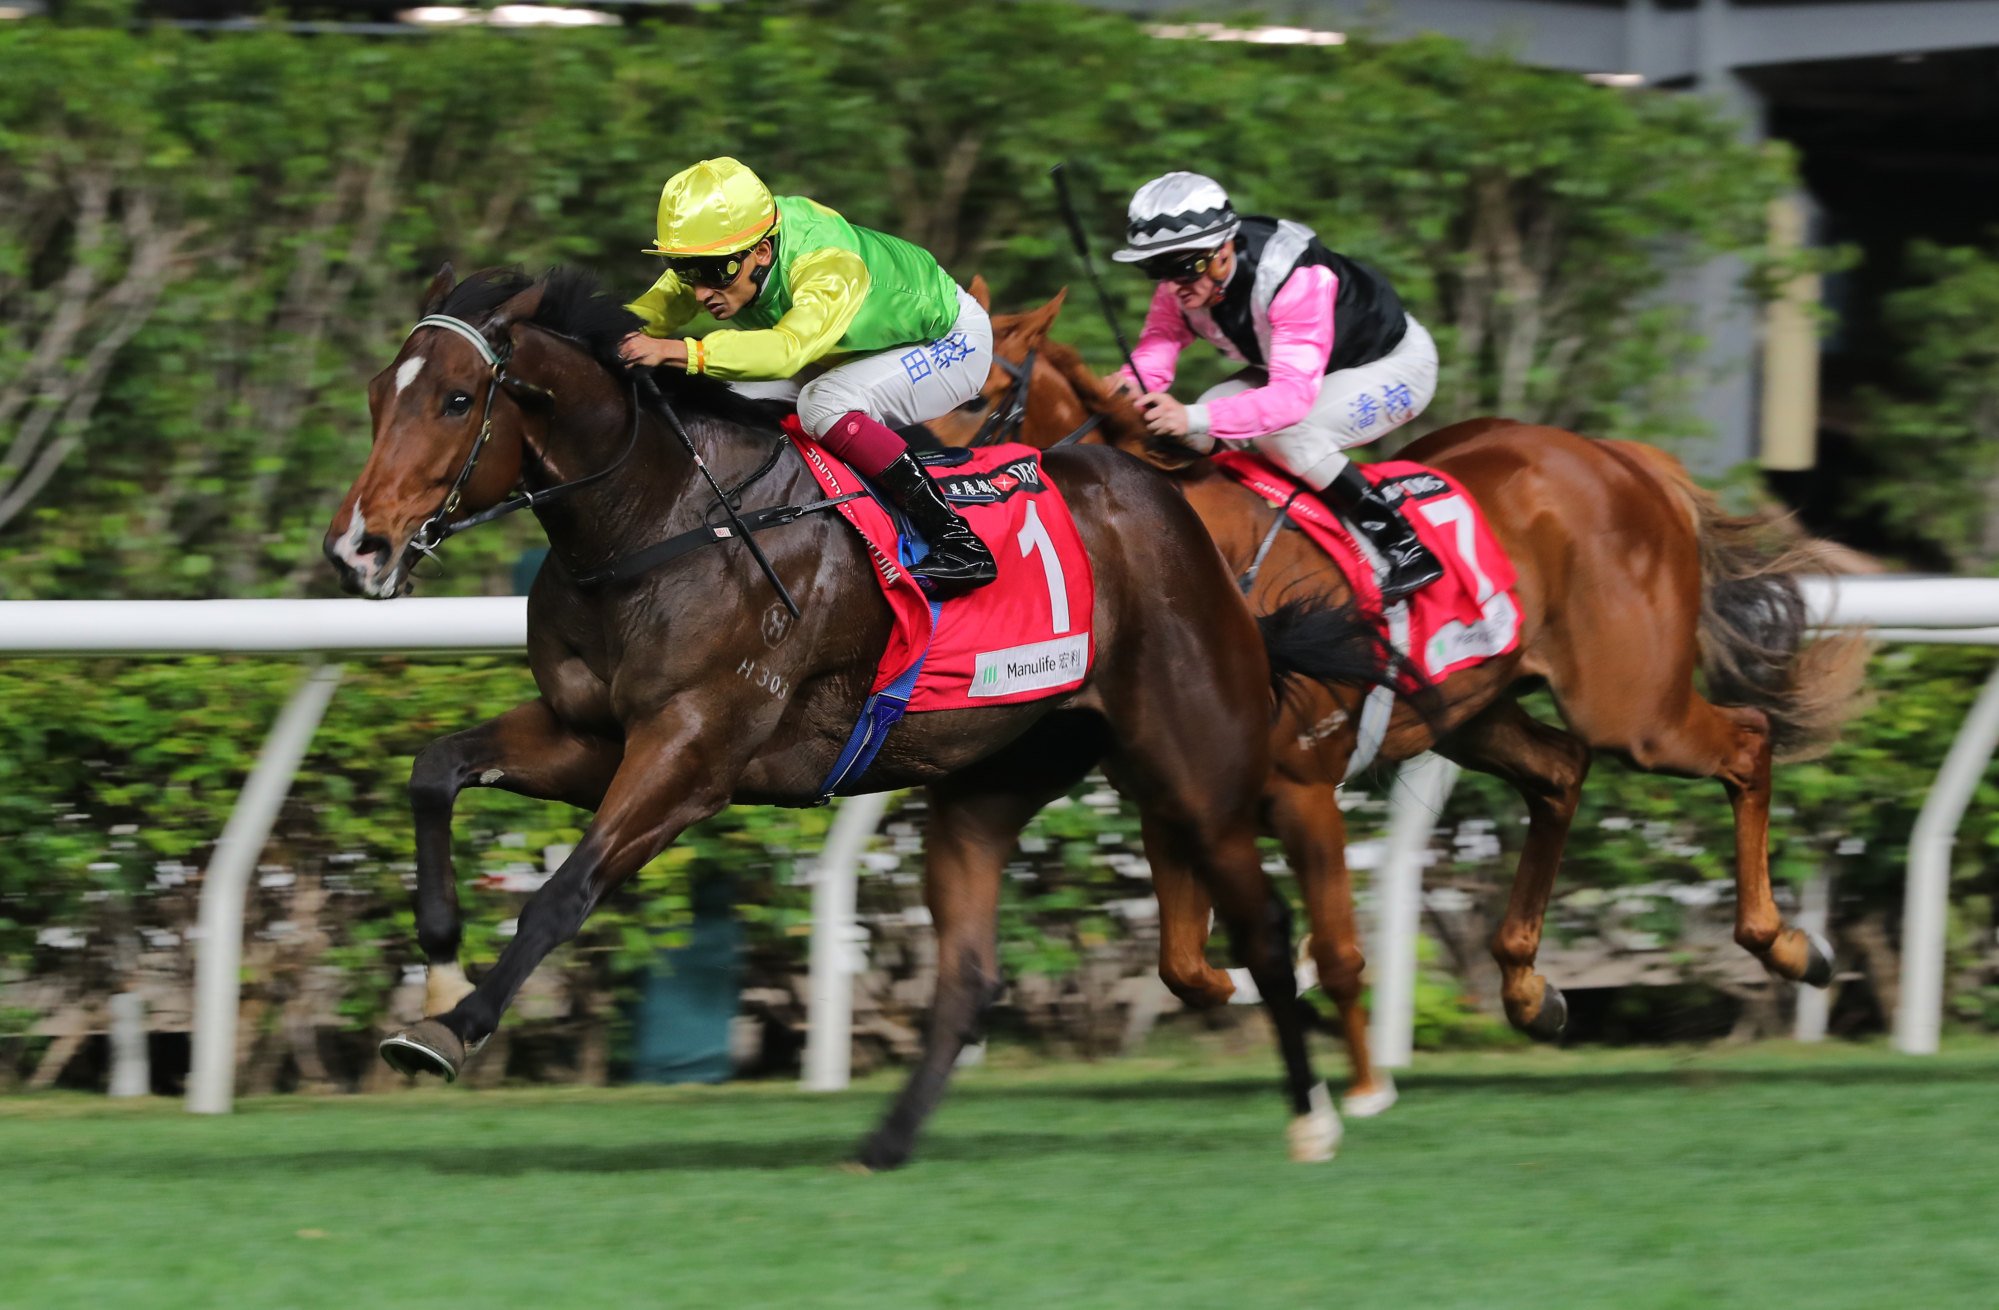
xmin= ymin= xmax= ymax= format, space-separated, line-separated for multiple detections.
xmin=635 ymin=369 xmax=802 ymax=618
xmin=1049 ymin=162 xmax=1149 ymax=393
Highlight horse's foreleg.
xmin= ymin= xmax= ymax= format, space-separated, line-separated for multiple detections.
xmin=1099 ymin=607 xmax=1328 ymax=1160
xmin=408 ymin=699 xmax=620 ymax=1016
xmin=383 ymin=713 xmax=729 ymax=1081
xmin=1269 ymin=779 xmax=1392 ymax=1115
xmin=1437 ymin=699 xmax=1591 ymax=1041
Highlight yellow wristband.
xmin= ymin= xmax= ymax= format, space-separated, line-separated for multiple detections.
xmin=684 ymin=338 xmax=706 ymax=375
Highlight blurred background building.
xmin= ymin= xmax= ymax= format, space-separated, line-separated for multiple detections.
xmin=1102 ymin=0 xmax=1999 ymax=515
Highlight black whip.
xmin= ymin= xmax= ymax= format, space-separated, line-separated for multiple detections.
xmin=1050 ymin=162 xmax=1149 ymax=392
xmin=636 ymin=370 xmax=802 ymax=618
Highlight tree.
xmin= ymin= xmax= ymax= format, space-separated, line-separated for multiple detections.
xmin=1861 ymin=237 xmax=1999 ymax=571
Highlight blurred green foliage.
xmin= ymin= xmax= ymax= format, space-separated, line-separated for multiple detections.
xmin=6 ymin=4 xmax=1968 ymax=1056
xmin=1861 ymin=236 xmax=1999 ymax=571
xmin=1 ymin=2 xmax=1798 ymax=598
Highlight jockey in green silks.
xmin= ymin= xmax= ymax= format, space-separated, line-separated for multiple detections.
xmin=617 ymin=157 xmax=997 ymax=596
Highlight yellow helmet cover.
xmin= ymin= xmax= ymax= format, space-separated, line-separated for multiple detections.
xmin=646 ymin=157 xmax=780 ymax=257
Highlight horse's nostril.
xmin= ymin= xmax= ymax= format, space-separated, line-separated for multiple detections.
xmin=357 ymin=533 xmax=391 ymax=562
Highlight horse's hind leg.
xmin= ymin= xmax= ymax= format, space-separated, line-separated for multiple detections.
xmin=407 ymin=699 xmax=620 ymax=1016
xmin=1136 ymin=800 xmax=1337 ymax=1162
xmin=1435 ymin=698 xmax=1592 ymax=1040
xmin=1102 ymin=721 xmax=1334 ymax=1161
xmin=854 ymin=738 xmax=1094 ymax=1171
xmin=1625 ymin=698 xmax=1832 ymax=986
xmin=1153 ymin=863 xmax=1235 ymax=1009
xmin=1268 ymin=778 xmax=1393 ymax=1114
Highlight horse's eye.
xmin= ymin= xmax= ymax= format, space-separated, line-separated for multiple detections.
xmin=443 ymin=391 xmax=473 ymax=417
xmin=958 ymin=395 xmax=990 ymax=414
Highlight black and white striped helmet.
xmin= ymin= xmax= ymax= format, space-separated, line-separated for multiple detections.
xmin=1110 ymin=172 xmax=1240 ymax=264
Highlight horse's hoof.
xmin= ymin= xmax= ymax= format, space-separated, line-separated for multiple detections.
xmin=1801 ymin=929 xmax=1835 ymax=989
xmin=1287 ymin=1082 xmax=1342 ymax=1164
xmin=1522 ymin=984 xmax=1569 ymax=1042
xmin=1342 ymin=1074 xmax=1398 ymax=1119
xmin=380 ymin=1019 xmax=466 ymax=1081
xmin=850 ymin=1132 xmax=914 ymax=1173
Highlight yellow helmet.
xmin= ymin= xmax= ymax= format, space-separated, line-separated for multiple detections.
xmin=645 ymin=157 xmax=779 ymax=257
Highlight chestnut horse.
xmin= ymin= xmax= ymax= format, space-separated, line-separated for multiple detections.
xmin=927 ymin=284 xmax=1867 ymax=1110
xmin=323 ymin=266 xmax=1391 ymax=1168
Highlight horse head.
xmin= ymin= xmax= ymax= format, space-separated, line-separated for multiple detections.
xmin=323 ymin=265 xmax=616 ymax=597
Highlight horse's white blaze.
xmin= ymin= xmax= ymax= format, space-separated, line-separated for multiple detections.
xmin=1287 ymin=1082 xmax=1342 ymax=1164
xmin=331 ymin=507 xmax=399 ymax=596
xmin=396 ymin=354 xmax=426 ymax=395
xmin=331 ymin=507 xmax=369 ymax=569
xmin=425 ymin=961 xmax=474 ymax=1017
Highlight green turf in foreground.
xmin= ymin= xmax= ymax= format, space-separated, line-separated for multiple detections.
xmin=3 ymin=1042 xmax=1995 ymax=1310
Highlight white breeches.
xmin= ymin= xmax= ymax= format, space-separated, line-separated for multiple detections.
xmin=1200 ymin=314 xmax=1438 ymax=487
xmin=725 ymin=286 xmax=994 ymax=438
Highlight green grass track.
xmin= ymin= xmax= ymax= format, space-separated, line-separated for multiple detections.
xmin=4 ymin=1042 xmax=1995 ymax=1309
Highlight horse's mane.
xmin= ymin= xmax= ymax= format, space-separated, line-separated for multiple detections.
xmin=1032 ymin=333 xmax=1210 ymax=475
xmin=444 ymin=266 xmax=783 ymax=436
xmin=1033 ymin=337 xmax=1141 ymax=434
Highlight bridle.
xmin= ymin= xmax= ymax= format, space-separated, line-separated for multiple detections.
xmin=398 ymin=314 xmax=634 ymax=573
xmin=969 ymin=347 xmax=1103 ymax=450
xmin=969 ymin=347 xmax=1037 ymax=447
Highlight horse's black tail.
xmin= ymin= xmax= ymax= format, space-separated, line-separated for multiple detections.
xmin=1255 ymin=592 xmax=1424 ymax=721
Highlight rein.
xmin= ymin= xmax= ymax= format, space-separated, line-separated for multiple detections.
xmin=970 ymin=348 xmax=1036 ymax=446
xmin=973 ymin=349 xmax=1103 ymax=449
xmin=398 ymin=313 xmax=855 ymax=610
xmin=1240 ymin=488 xmax=1302 ymax=596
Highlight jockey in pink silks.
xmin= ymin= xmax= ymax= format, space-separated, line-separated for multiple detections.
xmin=1109 ymin=172 xmax=1443 ymax=599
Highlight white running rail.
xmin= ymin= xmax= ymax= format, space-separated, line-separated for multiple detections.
xmin=2 ymin=574 xmax=1996 ymax=1108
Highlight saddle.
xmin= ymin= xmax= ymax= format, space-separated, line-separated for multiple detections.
xmin=781 ymin=419 xmax=1096 ymax=797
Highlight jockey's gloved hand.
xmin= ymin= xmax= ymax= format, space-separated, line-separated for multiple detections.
xmin=1136 ymin=392 xmax=1216 ymax=455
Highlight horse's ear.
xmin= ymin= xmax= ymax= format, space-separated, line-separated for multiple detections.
xmin=483 ymin=281 xmax=546 ymax=352
xmin=968 ymin=274 xmax=991 ymax=311
xmin=419 ymin=262 xmax=455 ymax=316
xmin=1007 ymin=287 xmax=1069 ymax=347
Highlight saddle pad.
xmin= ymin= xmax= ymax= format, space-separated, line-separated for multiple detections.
xmin=788 ymin=434 xmax=1096 ymax=710
xmin=1212 ymin=451 xmax=1522 ymax=686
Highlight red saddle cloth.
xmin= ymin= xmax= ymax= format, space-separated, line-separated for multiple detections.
xmin=1211 ymin=450 xmax=1522 ymax=686
xmin=788 ymin=430 xmax=1096 ymax=710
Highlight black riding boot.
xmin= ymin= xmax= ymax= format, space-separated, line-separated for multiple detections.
xmin=874 ymin=451 xmax=998 ymax=597
xmin=1320 ymin=463 xmax=1443 ymax=601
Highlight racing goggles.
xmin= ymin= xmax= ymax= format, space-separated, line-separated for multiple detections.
xmin=1137 ymin=246 xmax=1224 ymax=285
xmin=659 ymin=251 xmax=754 ymax=290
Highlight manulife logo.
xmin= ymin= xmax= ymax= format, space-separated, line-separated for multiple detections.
xmin=969 ymin=633 xmax=1090 ymax=699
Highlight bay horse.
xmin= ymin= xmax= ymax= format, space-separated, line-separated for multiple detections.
xmin=322 ymin=266 xmax=1387 ymax=1168
xmin=927 ymin=283 xmax=1867 ymax=1110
